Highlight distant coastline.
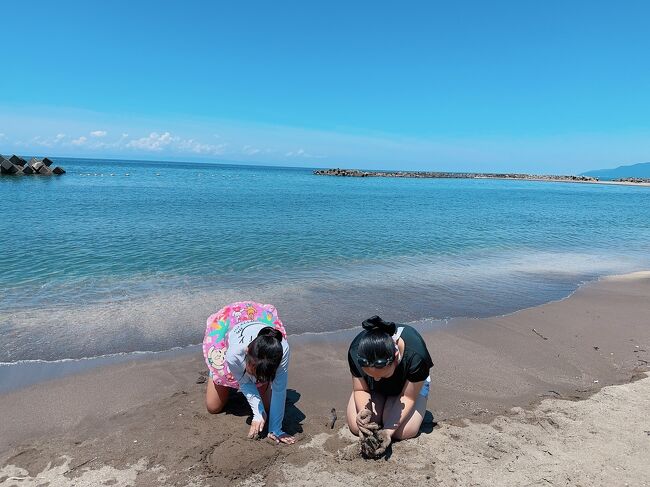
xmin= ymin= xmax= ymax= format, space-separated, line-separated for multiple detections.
xmin=314 ymin=168 xmax=650 ymax=186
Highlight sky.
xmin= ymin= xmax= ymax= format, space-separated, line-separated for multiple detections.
xmin=1 ymin=0 xmax=649 ymax=173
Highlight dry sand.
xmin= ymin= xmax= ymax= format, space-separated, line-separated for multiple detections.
xmin=1 ymin=272 xmax=649 ymax=486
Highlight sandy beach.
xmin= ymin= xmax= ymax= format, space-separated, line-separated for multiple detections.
xmin=4 ymin=4 xmax=650 ymax=487
xmin=1 ymin=272 xmax=649 ymax=486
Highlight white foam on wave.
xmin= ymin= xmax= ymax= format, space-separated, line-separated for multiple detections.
xmin=0 ymin=345 xmax=196 ymax=367
xmin=325 ymin=248 xmax=641 ymax=287
xmin=1 ymin=248 xmax=646 ymax=363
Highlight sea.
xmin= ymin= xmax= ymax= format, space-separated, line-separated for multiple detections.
xmin=1 ymin=157 xmax=650 ymax=381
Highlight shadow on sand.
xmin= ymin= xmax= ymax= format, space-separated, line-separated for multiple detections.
xmin=224 ymin=388 xmax=305 ymax=436
xmin=419 ymin=410 xmax=439 ymax=435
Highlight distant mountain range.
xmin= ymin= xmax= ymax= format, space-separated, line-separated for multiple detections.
xmin=582 ymin=162 xmax=650 ymax=180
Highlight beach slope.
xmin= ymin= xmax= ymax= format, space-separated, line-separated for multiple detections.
xmin=1 ymin=272 xmax=649 ymax=486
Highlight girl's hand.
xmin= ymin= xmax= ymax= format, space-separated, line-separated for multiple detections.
xmin=356 ymin=408 xmax=379 ymax=437
xmin=248 ymin=418 xmax=265 ymax=439
xmin=356 ymin=408 xmax=373 ymax=427
xmin=373 ymin=429 xmax=392 ymax=456
xmin=268 ymin=432 xmax=296 ymax=445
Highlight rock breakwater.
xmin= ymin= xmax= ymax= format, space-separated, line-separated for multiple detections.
xmin=314 ymin=168 xmax=598 ymax=182
xmin=1 ymin=154 xmax=65 ymax=176
xmin=613 ymin=177 xmax=650 ymax=183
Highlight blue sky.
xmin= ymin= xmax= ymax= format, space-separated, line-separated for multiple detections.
xmin=1 ymin=1 xmax=649 ymax=172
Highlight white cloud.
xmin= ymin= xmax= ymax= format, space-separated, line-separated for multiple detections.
xmin=59 ymin=130 xmax=226 ymax=155
xmin=31 ymin=135 xmax=56 ymax=147
xmin=127 ymin=132 xmax=176 ymax=151
xmin=3 ymin=123 xmax=329 ymax=163
xmin=0 ymin=133 xmax=5 ymax=139
xmin=177 ymin=138 xmax=227 ymax=155
xmin=31 ymin=136 xmax=48 ymax=147
xmin=285 ymin=148 xmax=325 ymax=159
xmin=24 ymin=133 xmax=67 ymax=148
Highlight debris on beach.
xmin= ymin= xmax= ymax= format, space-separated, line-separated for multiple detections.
xmin=0 ymin=154 xmax=65 ymax=176
xmin=327 ymin=408 xmax=337 ymax=429
xmin=532 ymin=328 xmax=548 ymax=340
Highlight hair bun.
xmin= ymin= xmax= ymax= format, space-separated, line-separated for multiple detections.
xmin=361 ymin=316 xmax=396 ymax=335
xmin=257 ymin=327 xmax=283 ymax=341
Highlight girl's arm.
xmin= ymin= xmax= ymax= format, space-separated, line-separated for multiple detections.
xmin=267 ymin=346 xmax=291 ymax=438
xmin=225 ymin=339 xmax=266 ymax=423
xmin=381 ymin=379 xmax=424 ymax=437
xmin=352 ymin=376 xmax=374 ymax=416
xmin=239 ymin=377 xmax=265 ymax=422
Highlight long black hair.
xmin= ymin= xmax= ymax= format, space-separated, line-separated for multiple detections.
xmin=247 ymin=327 xmax=284 ymax=383
xmin=357 ymin=315 xmax=397 ymax=363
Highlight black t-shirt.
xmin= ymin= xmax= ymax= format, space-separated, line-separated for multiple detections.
xmin=347 ymin=324 xmax=433 ymax=396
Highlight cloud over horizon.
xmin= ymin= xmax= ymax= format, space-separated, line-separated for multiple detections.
xmin=1 ymin=107 xmax=649 ymax=173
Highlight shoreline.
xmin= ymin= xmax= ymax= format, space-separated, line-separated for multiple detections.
xmin=477 ymin=176 xmax=650 ymax=187
xmin=0 ymin=269 xmax=618 ymax=395
xmin=0 ymin=347 xmax=200 ymax=395
xmin=478 ymin=176 xmax=650 ymax=187
xmin=2 ymin=271 xmax=649 ymax=485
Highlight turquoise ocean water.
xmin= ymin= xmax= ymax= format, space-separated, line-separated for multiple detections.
xmin=2 ymin=157 xmax=650 ymax=364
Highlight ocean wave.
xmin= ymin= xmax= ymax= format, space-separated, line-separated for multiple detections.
xmin=1 ymin=248 xmax=646 ymax=363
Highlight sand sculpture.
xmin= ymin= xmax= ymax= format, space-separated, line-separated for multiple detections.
xmin=337 ymin=408 xmax=392 ymax=459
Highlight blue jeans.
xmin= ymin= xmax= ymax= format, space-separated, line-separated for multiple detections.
xmin=419 ymin=376 xmax=431 ymax=398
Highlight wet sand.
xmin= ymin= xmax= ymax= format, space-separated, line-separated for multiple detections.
xmin=1 ymin=272 xmax=649 ymax=486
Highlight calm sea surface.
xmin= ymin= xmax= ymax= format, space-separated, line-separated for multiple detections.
xmin=2 ymin=157 xmax=650 ymax=363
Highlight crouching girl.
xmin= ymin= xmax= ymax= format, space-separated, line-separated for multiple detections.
xmin=346 ymin=315 xmax=433 ymax=453
xmin=203 ymin=302 xmax=295 ymax=444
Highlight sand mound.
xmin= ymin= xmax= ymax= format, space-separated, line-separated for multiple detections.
xmin=3 ymin=376 xmax=647 ymax=486
xmin=278 ymin=374 xmax=650 ymax=487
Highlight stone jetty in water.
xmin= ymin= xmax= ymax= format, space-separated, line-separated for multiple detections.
xmin=613 ymin=177 xmax=650 ymax=184
xmin=313 ymin=168 xmax=598 ymax=182
xmin=0 ymin=154 xmax=65 ymax=176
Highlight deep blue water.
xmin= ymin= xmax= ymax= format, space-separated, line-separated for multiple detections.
xmin=2 ymin=157 xmax=650 ymax=362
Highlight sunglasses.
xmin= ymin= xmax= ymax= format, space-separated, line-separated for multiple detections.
xmin=358 ymin=356 xmax=394 ymax=369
